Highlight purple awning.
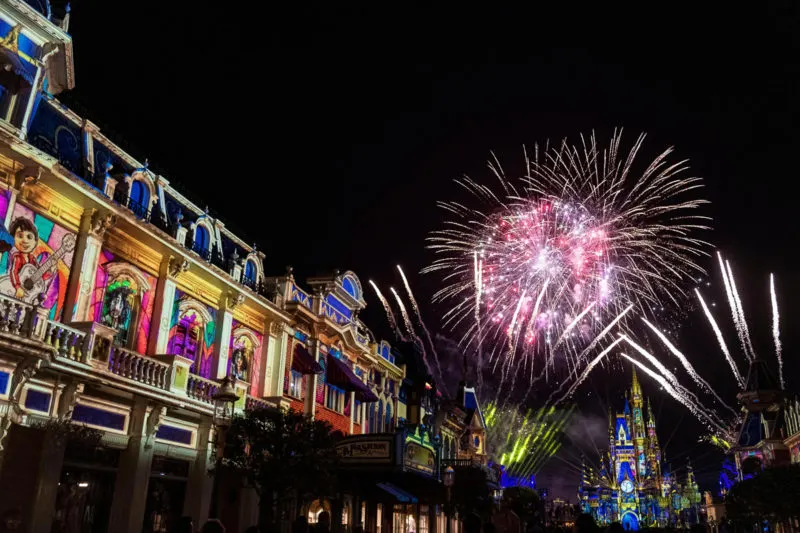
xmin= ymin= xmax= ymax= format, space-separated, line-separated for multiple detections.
xmin=326 ymin=354 xmax=379 ymax=402
xmin=291 ymin=344 xmax=323 ymax=375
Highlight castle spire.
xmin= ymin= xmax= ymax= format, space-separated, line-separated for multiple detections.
xmin=632 ymin=366 xmax=642 ymax=397
xmin=647 ymin=398 xmax=656 ymax=426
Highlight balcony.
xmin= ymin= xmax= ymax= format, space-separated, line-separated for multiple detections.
xmin=0 ymin=292 xmax=275 ymax=416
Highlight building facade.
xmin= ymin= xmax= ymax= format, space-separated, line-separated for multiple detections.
xmin=0 ymin=2 xmax=404 ymax=532
xmin=578 ymin=370 xmax=701 ymax=530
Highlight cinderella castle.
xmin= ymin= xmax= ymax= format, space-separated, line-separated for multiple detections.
xmin=578 ymin=369 xmax=702 ymax=530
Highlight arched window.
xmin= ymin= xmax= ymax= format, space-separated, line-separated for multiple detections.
xmin=194 ymin=225 xmax=210 ymax=257
xmin=129 ymin=180 xmax=150 ymax=216
xmin=244 ymin=259 xmax=257 ymax=285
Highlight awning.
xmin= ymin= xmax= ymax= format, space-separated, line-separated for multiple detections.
xmin=377 ymin=482 xmax=417 ymax=503
xmin=291 ymin=344 xmax=323 ymax=375
xmin=326 ymin=354 xmax=379 ymax=402
xmin=0 ymin=48 xmax=35 ymax=88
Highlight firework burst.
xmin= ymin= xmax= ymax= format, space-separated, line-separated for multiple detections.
xmin=425 ymin=131 xmax=710 ymax=395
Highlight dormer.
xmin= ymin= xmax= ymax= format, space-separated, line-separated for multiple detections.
xmin=308 ymin=270 xmax=366 ymax=325
xmin=0 ymin=1 xmax=73 ymax=133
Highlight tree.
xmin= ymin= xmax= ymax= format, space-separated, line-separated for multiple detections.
xmin=502 ymin=486 xmax=541 ymax=525
xmin=451 ymin=465 xmax=494 ymax=520
xmin=221 ymin=407 xmax=340 ymax=530
xmin=725 ymin=464 xmax=800 ymax=524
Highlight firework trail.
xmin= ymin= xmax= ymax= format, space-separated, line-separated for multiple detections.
xmin=640 ymin=318 xmax=735 ymax=415
xmin=623 ymin=255 xmax=788 ymax=447
xmin=369 ymin=280 xmax=403 ymax=339
xmin=389 ymin=287 xmax=415 ymax=337
xmin=770 ymin=273 xmax=784 ymax=390
xmin=474 ymin=252 xmax=485 ymax=389
xmin=725 ymin=259 xmax=757 ymax=360
xmin=694 ymin=288 xmax=743 ymax=388
xmin=620 ymin=353 xmax=729 ymax=435
xmin=397 ymin=265 xmax=445 ymax=385
xmin=550 ymin=337 xmax=624 ymax=405
xmin=425 ymin=130 xmax=710 ymax=393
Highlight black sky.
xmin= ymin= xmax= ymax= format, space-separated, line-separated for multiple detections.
xmin=56 ymin=1 xmax=800 ymax=496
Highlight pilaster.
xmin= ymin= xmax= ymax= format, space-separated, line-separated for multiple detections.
xmin=148 ymin=256 xmax=187 ymax=355
xmin=212 ymin=291 xmax=242 ymax=379
xmin=3 ymin=186 xmax=17 ymax=228
xmin=108 ymin=398 xmax=157 ymax=533
xmin=304 ymin=339 xmax=319 ymax=418
xmin=266 ymin=321 xmax=289 ymax=398
xmin=63 ymin=208 xmax=116 ymax=323
xmin=184 ymin=418 xmax=214 ymax=527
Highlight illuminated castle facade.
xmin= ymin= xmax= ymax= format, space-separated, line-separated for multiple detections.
xmin=579 ymin=370 xmax=701 ymax=530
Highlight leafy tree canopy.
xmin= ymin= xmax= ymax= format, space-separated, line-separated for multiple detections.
xmin=725 ymin=464 xmax=800 ymax=521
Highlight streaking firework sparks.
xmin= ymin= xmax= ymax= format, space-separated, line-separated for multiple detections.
xmin=618 ymin=253 xmax=787 ymax=446
xmin=425 ymin=131 xmax=710 ymax=395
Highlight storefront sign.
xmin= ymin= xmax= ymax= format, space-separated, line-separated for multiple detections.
xmin=404 ymin=442 xmax=435 ymax=475
xmin=336 ymin=439 xmax=392 ymax=463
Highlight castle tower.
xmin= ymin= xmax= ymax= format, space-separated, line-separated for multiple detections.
xmin=630 ymin=369 xmax=647 ymax=476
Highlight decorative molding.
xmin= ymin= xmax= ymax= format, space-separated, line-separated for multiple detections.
xmin=14 ymin=165 xmax=42 ymax=190
xmin=168 ymin=256 xmax=190 ymax=278
xmin=269 ymin=320 xmax=289 ymax=336
xmin=57 ymin=381 xmax=84 ymax=420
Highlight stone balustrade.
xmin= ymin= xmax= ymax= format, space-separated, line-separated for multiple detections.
xmin=107 ymin=345 xmax=170 ymax=389
xmin=0 ymin=297 xmax=279 ymax=414
xmin=186 ymin=374 xmax=219 ymax=403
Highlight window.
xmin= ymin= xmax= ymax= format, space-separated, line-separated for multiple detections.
xmin=361 ymin=502 xmax=367 ymax=528
xmin=376 ymin=504 xmax=383 ymax=533
xmin=419 ymin=506 xmax=429 ymax=533
xmin=385 ymin=402 xmax=393 ymax=432
xmin=377 ymin=402 xmax=385 ymax=432
xmin=129 ymin=180 xmax=150 ymax=218
xmin=194 ymin=225 xmax=210 ymax=257
xmin=326 ymin=385 xmax=345 ymax=413
xmin=354 ymin=400 xmax=362 ymax=424
xmin=172 ymin=317 xmax=202 ymax=373
xmin=288 ymin=370 xmax=304 ymax=399
xmin=244 ymin=259 xmax=257 ymax=285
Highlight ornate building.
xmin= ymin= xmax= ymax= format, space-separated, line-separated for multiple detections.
xmin=0 ymin=2 xmax=403 ymax=532
xmin=579 ymin=370 xmax=701 ymax=530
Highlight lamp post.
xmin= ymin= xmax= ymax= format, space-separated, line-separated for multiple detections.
xmin=210 ymin=375 xmax=239 ymax=518
xmin=443 ymin=466 xmax=455 ymax=533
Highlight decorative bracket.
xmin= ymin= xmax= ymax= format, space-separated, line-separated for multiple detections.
xmin=9 ymin=357 xmax=47 ymax=409
xmin=168 ymin=256 xmax=190 ymax=278
xmin=89 ymin=209 xmax=117 ymax=239
xmin=144 ymin=404 xmax=167 ymax=449
xmin=15 ymin=165 xmax=43 ymax=191
xmin=226 ymin=290 xmax=245 ymax=310
xmin=57 ymin=381 xmax=84 ymax=420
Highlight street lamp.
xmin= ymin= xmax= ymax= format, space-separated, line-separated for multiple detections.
xmin=443 ymin=466 xmax=455 ymax=533
xmin=212 ymin=375 xmax=239 ymax=432
xmin=210 ymin=375 xmax=239 ymax=519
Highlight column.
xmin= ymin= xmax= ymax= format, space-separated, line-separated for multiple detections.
xmin=304 ymin=341 xmax=319 ymax=418
xmin=184 ymin=418 xmax=213 ymax=527
xmin=62 ymin=208 xmax=113 ymax=323
xmin=148 ymin=256 xmax=183 ymax=355
xmin=349 ymin=391 xmax=356 ymax=434
xmin=108 ymin=399 xmax=156 ymax=533
xmin=212 ymin=294 xmax=235 ymax=379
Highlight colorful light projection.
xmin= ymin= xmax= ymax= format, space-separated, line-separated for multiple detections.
xmin=89 ymin=249 xmax=157 ymax=354
xmin=0 ymin=192 xmax=75 ymax=320
xmin=168 ymin=290 xmax=217 ymax=377
xmin=229 ymin=320 xmax=263 ymax=396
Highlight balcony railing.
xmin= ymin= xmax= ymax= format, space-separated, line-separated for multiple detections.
xmin=0 ymin=292 xmax=276 ymax=416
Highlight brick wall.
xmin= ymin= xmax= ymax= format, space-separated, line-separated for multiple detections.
xmin=288 ymin=398 xmax=304 ymax=414
xmin=316 ymin=405 xmax=351 ymax=435
xmin=353 ymin=423 xmax=361 ymax=434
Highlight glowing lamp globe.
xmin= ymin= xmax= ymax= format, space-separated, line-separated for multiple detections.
xmin=212 ymin=375 xmax=239 ymax=429
xmin=443 ymin=466 xmax=455 ymax=487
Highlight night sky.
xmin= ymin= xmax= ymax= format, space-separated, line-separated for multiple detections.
xmin=56 ymin=2 xmax=800 ymax=497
